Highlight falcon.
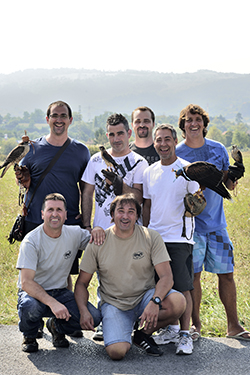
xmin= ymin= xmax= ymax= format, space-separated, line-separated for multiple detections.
xmin=99 ymin=145 xmax=119 ymax=172
xmin=173 ymin=161 xmax=231 ymax=200
xmin=231 ymin=144 xmax=243 ymax=164
xmin=0 ymin=132 xmax=34 ymax=178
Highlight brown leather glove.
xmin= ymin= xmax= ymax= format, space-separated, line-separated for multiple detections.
xmin=184 ymin=191 xmax=207 ymax=217
xmin=101 ymin=169 xmax=123 ymax=195
xmin=14 ymin=165 xmax=31 ymax=189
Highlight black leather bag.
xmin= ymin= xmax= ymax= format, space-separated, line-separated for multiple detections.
xmin=8 ymin=214 xmax=25 ymax=244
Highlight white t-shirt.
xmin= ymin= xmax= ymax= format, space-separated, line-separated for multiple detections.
xmin=143 ymin=157 xmax=199 ymax=244
xmin=16 ymin=225 xmax=90 ymax=290
xmin=82 ymin=150 xmax=148 ymax=229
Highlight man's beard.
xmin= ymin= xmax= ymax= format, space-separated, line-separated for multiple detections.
xmin=137 ymin=128 xmax=149 ymax=138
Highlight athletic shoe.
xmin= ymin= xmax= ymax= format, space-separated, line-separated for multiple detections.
xmin=22 ymin=337 xmax=38 ymax=352
xmin=46 ymin=318 xmax=69 ymax=348
xmin=133 ymin=330 xmax=163 ymax=356
xmin=153 ymin=326 xmax=179 ymax=345
xmin=176 ymin=332 xmax=193 ymax=355
xmin=93 ymin=323 xmax=103 ymax=341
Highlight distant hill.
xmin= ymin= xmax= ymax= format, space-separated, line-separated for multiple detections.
xmin=0 ymin=68 xmax=250 ymax=121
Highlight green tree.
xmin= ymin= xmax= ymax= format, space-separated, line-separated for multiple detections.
xmin=207 ymin=126 xmax=223 ymax=143
xmin=235 ymin=112 xmax=243 ymax=125
xmin=94 ymin=128 xmax=108 ymax=145
xmin=232 ymin=130 xmax=249 ymax=148
xmin=223 ymin=130 xmax=233 ymax=147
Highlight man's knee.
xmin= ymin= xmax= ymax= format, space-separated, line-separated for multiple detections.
xmin=162 ymin=292 xmax=186 ymax=320
xmin=105 ymin=342 xmax=131 ymax=360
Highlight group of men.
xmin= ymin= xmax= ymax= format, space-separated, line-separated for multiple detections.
xmin=16 ymin=101 xmax=249 ymax=361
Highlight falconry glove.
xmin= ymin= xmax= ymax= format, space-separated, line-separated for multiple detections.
xmin=227 ymin=161 xmax=245 ymax=182
xmin=182 ymin=191 xmax=207 ymax=240
xmin=101 ymin=169 xmax=123 ymax=195
xmin=184 ymin=191 xmax=207 ymax=217
xmin=14 ymin=165 xmax=31 ymax=189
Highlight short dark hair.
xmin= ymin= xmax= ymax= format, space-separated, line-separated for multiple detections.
xmin=47 ymin=101 xmax=72 ymax=119
xmin=42 ymin=193 xmax=67 ymax=211
xmin=178 ymin=104 xmax=209 ymax=138
xmin=110 ymin=193 xmax=141 ymax=222
xmin=131 ymin=106 xmax=155 ymax=123
xmin=154 ymin=124 xmax=177 ymax=141
xmin=106 ymin=113 xmax=129 ymax=132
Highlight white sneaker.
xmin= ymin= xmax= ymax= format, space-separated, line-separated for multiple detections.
xmin=153 ymin=326 xmax=179 ymax=345
xmin=176 ymin=332 xmax=193 ymax=355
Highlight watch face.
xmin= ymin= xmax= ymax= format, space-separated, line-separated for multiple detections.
xmin=154 ymin=297 xmax=161 ymax=304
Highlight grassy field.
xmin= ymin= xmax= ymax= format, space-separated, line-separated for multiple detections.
xmin=0 ymin=153 xmax=250 ymax=337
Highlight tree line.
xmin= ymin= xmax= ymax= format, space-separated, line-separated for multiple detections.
xmin=0 ymin=109 xmax=250 ymax=159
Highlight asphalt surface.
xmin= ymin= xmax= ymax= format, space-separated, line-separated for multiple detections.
xmin=1 ymin=324 xmax=250 ymax=375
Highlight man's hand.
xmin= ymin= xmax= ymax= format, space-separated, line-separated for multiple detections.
xmin=49 ymin=300 xmax=71 ymax=321
xmin=79 ymin=307 xmax=95 ymax=331
xmin=228 ymin=161 xmax=245 ymax=182
xmin=14 ymin=165 xmax=31 ymax=189
xmin=101 ymin=169 xmax=123 ymax=195
xmin=89 ymin=226 xmax=105 ymax=245
xmin=139 ymin=301 xmax=159 ymax=331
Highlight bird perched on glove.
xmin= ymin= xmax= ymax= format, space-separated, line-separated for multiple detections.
xmin=227 ymin=145 xmax=245 ymax=182
xmin=99 ymin=145 xmax=123 ymax=195
xmin=0 ymin=132 xmax=34 ymax=178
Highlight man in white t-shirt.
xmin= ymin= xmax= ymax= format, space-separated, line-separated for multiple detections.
xmin=16 ymin=193 xmax=104 ymax=353
xmin=143 ymin=124 xmax=201 ymax=355
xmin=75 ymin=193 xmax=186 ymax=360
xmin=81 ymin=113 xmax=148 ymax=231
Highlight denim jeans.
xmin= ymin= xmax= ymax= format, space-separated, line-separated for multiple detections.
xmin=17 ymin=288 xmax=101 ymax=338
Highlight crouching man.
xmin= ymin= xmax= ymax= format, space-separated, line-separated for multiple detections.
xmin=74 ymin=193 xmax=186 ymax=360
xmin=16 ymin=193 xmax=105 ymax=352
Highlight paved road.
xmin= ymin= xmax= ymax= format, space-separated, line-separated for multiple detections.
xmin=1 ymin=325 xmax=250 ymax=375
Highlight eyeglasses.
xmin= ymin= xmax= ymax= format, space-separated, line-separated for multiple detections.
xmin=49 ymin=114 xmax=69 ymax=119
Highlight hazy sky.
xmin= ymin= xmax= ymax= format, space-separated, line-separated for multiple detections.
xmin=1 ymin=0 xmax=249 ymax=75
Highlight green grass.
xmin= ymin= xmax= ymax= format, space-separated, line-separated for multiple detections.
xmin=0 ymin=154 xmax=250 ymax=337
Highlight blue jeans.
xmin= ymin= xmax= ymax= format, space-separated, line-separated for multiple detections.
xmin=17 ymin=288 xmax=101 ymax=337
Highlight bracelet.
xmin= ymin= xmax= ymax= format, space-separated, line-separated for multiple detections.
xmin=83 ymin=225 xmax=91 ymax=229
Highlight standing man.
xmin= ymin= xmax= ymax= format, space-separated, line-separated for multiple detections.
xmin=130 ymin=106 xmax=160 ymax=165
xmin=143 ymin=124 xmax=201 ymax=354
xmin=75 ymin=193 xmax=186 ymax=360
xmin=16 ymin=100 xmax=90 ymax=234
xmin=81 ymin=113 xmax=148 ymax=231
xmin=16 ymin=100 xmax=90 ymax=336
xmin=17 ymin=193 xmax=105 ymax=353
xmin=176 ymin=104 xmax=249 ymax=341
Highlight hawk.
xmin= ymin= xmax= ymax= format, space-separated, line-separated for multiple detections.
xmin=173 ymin=161 xmax=231 ymax=200
xmin=0 ymin=132 xmax=34 ymax=178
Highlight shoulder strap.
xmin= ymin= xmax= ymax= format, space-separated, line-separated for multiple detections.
xmin=26 ymin=138 xmax=71 ymax=210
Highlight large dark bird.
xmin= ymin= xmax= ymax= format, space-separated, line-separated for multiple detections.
xmin=0 ymin=132 xmax=34 ymax=178
xmin=99 ymin=145 xmax=119 ymax=172
xmin=173 ymin=161 xmax=231 ymax=200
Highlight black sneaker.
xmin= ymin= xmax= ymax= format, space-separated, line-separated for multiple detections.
xmin=133 ymin=330 xmax=163 ymax=356
xmin=69 ymin=330 xmax=83 ymax=338
xmin=22 ymin=337 xmax=38 ymax=352
xmin=46 ymin=318 xmax=69 ymax=348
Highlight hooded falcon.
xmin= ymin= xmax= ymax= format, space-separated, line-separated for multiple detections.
xmin=174 ymin=161 xmax=231 ymax=200
xmin=0 ymin=133 xmax=34 ymax=178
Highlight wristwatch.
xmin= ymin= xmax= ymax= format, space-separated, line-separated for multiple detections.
xmin=150 ymin=296 xmax=162 ymax=309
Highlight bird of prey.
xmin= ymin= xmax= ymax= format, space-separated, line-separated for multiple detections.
xmin=173 ymin=161 xmax=231 ymax=200
xmin=0 ymin=132 xmax=34 ymax=178
xmin=99 ymin=146 xmax=119 ymax=172
xmin=231 ymin=144 xmax=243 ymax=164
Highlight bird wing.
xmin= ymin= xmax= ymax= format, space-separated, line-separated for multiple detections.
xmin=184 ymin=161 xmax=231 ymax=199
xmin=185 ymin=161 xmax=224 ymax=187
xmin=102 ymin=150 xmax=119 ymax=171
xmin=0 ymin=145 xmax=27 ymax=168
